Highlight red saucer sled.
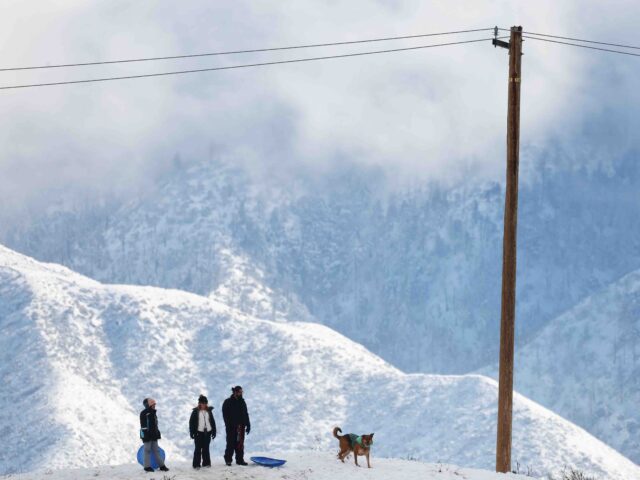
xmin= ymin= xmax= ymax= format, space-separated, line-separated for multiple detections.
xmin=250 ymin=456 xmax=287 ymax=467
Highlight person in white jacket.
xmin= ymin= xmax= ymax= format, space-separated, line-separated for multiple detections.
xmin=189 ymin=394 xmax=217 ymax=469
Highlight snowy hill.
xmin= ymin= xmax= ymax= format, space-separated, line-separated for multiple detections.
xmin=3 ymin=155 xmax=640 ymax=463
xmin=483 ymin=269 xmax=640 ymax=467
xmin=0 ymin=452 xmax=532 ymax=480
xmin=1 ymin=245 xmax=639 ymax=479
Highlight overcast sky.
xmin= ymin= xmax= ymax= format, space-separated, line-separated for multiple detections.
xmin=1 ymin=0 xmax=639 ymax=219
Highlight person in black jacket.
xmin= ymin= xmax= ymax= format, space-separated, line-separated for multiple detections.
xmin=139 ymin=398 xmax=169 ymax=472
xmin=189 ymin=394 xmax=217 ymax=469
xmin=222 ymin=385 xmax=251 ymax=466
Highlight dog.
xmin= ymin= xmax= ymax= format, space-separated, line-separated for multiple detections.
xmin=333 ymin=427 xmax=374 ymax=468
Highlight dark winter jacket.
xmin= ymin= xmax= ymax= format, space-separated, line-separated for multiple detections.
xmin=189 ymin=406 xmax=217 ymax=438
xmin=140 ymin=407 xmax=161 ymax=442
xmin=222 ymin=395 xmax=250 ymax=430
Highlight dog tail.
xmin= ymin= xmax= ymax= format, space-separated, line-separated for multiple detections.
xmin=333 ymin=427 xmax=342 ymax=438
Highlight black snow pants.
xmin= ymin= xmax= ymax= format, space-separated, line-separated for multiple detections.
xmin=224 ymin=424 xmax=245 ymax=463
xmin=193 ymin=432 xmax=211 ymax=468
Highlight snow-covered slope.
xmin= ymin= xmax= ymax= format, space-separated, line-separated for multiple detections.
xmin=483 ymin=269 xmax=640 ymax=467
xmin=4 ymin=155 xmax=640 ymax=463
xmin=1 ymin=245 xmax=638 ymax=479
xmin=0 ymin=451 xmax=532 ymax=480
xmin=5 ymin=155 xmax=640 ymax=378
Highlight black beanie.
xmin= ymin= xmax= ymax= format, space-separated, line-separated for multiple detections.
xmin=198 ymin=394 xmax=208 ymax=404
xmin=143 ymin=398 xmax=149 ymax=408
xmin=232 ymin=385 xmax=243 ymax=393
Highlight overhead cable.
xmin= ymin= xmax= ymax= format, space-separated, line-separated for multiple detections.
xmin=0 ymin=27 xmax=494 ymax=72
xmin=522 ymin=31 xmax=640 ymax=51
xmin=0 ymin=36 xmax=503 ymax=90
xmin=524 ymin=35 xmax=640 ymax=58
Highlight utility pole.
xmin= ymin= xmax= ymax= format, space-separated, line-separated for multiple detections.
xmin=493 ymin=25 xmax=523 ymax=474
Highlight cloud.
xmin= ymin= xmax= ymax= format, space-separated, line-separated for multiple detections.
xmin=1 ymin=0 xmax=639 ymax=216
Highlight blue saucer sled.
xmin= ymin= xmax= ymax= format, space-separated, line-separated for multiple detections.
xmin=250 ymin=456 xmax=287 ymax=467
xmin=137 ymin=445 xmax=166 ymax=469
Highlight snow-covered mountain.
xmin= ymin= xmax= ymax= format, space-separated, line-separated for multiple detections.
xmin=1 ymin=244 xmax=639 ymax=479
xmin=483 ymin=268 xmax=640 ymax=467
xmin=6 ymin=154 xmax=640 ymax=374
xmin=2 ymin=152 xmax=640 ymax=462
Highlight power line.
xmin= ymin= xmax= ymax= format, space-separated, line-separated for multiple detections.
xmin=522 ymin=31 xmax=640 ymax=51
xmin=0 ymin=36 xmax=503 ymax=91
xmin=497 ymin=27 xmax=640 ymax=53
xmin=524 ymin=35 xmax=640 ymax=58
xmin=0 ymin=27 xmax=494 ymax=72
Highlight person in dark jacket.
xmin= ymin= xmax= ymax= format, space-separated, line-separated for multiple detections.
xmin=189 ymin=394 xmax=217 ymax=469
xmin=222 ymin=385 xmax=251 ymax=466
xmin=139 ymin=398 xmax=169 ymax=472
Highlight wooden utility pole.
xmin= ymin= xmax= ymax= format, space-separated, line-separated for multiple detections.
xmin=494 ymin=25 xmax=523 ymax=474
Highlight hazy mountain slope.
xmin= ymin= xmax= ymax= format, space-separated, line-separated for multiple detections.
xmin=483 ymin=269 xmax=640 ymax=464
xmin=4 ymin=155 xmax=640 ymax=377
xmin=1 ymin=245 xmax=639 ymax=480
